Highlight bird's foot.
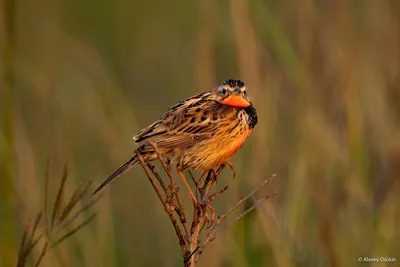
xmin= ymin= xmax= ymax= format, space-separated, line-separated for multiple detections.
xmin=226 ymin=161 xmax=236 ymax=179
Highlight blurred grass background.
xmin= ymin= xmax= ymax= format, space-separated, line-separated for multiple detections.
xmin=1 ymin=0 xmax=400 ymax=266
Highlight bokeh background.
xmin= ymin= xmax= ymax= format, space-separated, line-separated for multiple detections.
xmin=1 ymin=0 xmax=400 ymax=266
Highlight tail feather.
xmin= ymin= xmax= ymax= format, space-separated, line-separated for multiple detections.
xmin=93 ymin=156 xmax=137 ymax=195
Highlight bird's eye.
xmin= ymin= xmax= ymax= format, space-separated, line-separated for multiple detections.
xmin=220 ymin=88 xmax=227 ymax=95
xmin=243 ymin=90 xmax=247 ymax=97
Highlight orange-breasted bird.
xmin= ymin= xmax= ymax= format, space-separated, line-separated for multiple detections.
xmin=93 ymin=79 xmax=257 ymax=194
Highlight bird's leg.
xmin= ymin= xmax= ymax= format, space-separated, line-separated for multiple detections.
xmin=213 ymin=164 xmax=227 ymax=181
xmin=199 ymin=204 xmax=216 ymax=230
xmin=211 ymin=169 xmax=219 ymax=185
xmin=163 ymin=157 xmax=174 ymax=176
xmin=188 ymin=170 xmax=199 ymax=202
xmin=197 ymin=171 xmax=208 ymax=199
xmin=198 ymin=170 xmax=212 ymax=200
xmin=201 ymin=209 xmax=210 ymax=232
xmin=197 ymin=171 xmax=208 ymax=188
xmin=177 ymin=168 xmax=197 ymax=206
xmin=206 ymin=205 xmax=215 ymax=229
xmin=225 ymin=161 xmax=236 ymax=179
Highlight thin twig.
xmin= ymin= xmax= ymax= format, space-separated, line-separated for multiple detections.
xmin=195 ymin=192 xmax=277 ymax=262
xmin=221 ymin=192 xmax=277 ymax=231
xmin=208 ymin=185 xmax=229 ymax=205
xmin=148 ymin=142 xmax=176 ymax=199
xmin=136 ymin=150 xmax=188 ymax=256
xmin=147 ymin=161 xmax=191 ymax=239
xmin=175 ymin=187 xmax=191 ymax=238
xmin=194 ymin=174 xmax=277 ymax=262
xmin=219 ymin=173 xmax=275 ymax=221
xmin=136 ymin=151 xmax=166 ymax=203
xmin=147 ymin=163 xmax=171 ymax=200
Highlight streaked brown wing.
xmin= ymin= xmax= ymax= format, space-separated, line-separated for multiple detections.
xmin=133 ymin=120 xmax=165 ymax=143
xmin=133 ymin=91 xmax=216 ymax=143
xmin=138 ymin=134 xmax=211 ymax=153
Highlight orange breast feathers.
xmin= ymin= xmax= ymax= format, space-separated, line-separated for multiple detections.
xmin=218 ymin=128 xmax=253 ymax=163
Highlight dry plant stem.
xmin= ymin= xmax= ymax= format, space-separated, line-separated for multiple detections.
xmin=221 ymin=173 xmax=276 ymax=221
xmin=136 ymin=142 xmax=276 ymax=267
xmin=148 ymin=142 xmax=177 ymax=204
xmin=186 ymin=169 xmax=223 ymax=267
xmin=221 ymin=192 xmax=277 ymax=231
xmin=194 ymin=174 xmax=277 ymax=262
xmin=175 ymin=187 xmax=191 ymax=238
xmin=176 ymin=168 xmax=199 ymax=265
xmin=195 ymin=192 xmax=277 ymax=263
xmin=147 ymin=163 xmax=171 ymax=200
xmin=208 ymin=186 xmax=229 ymax=205
xmin=148 ymin=162 xmax=191 ymax=238
xmin=152 ymin=157 xmax=190 ymax=237
xmin=136 ymin=151 xmax=166 ymax=203
xmin=198 ymin=167 xmax=227 ymax=230
xmin=147 ymin=143 xmax=192 ymax=239
xmin=136 ymin=151 xmax=188 ymax=256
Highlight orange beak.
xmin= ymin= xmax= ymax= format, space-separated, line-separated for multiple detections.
xmin=220 ymin=95 xmax=251 ymax=108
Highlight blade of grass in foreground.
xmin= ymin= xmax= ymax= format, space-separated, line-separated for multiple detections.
xmin=16 ymin=164 xmax=101 ymax=267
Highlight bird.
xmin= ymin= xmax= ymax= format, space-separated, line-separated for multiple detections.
xmin=93 ymin=79 xmax=257 ymax=195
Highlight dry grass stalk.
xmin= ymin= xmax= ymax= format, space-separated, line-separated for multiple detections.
xmin=16 ymin=163 xmax=102 ymax=267
xmin=136 ymin=142 xmax=277 ymax=267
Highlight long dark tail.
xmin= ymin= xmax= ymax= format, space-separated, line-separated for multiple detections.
xmin=93 ymin=156 xmax=137 ymax=195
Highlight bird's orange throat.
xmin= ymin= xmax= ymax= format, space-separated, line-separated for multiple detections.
xmin=220 ymin=95 xmax=251 ymax=108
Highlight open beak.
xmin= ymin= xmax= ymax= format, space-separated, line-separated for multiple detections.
xmin=220 ymin=93 xmax=251 ymax=108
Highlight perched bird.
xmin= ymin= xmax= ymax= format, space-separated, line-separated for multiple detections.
xmin=93 ymin=79 xmax=257 ymax=194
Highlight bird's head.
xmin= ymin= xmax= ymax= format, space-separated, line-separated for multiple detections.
xmin=211 ymin=79 xmax=251 ymax=108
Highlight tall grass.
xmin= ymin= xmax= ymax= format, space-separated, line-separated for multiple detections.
xmin=2 ymin=0 xmax=400 ymax=266
xmin=16 ymin=164 xmax=100 ymax=267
